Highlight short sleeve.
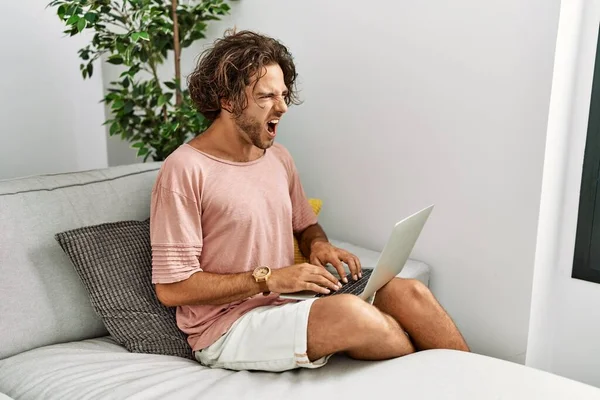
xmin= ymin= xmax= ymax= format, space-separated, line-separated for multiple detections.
xmin=150 ymin=186 xmax=203 ymax=284
xmin=287 ymin=156 xmax=318 ymax=234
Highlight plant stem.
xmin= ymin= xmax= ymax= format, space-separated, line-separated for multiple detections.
xmin=171 ymin=0 xmax=182 ymax=107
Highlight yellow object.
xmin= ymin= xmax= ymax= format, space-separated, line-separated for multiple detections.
xmin=293 ymin=198 xmax=323 ymax=264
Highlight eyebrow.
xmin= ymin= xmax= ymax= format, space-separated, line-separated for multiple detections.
xmin=256 ymin=90 xmax=289 ymax=96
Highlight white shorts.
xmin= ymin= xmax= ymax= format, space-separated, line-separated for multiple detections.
xmin=195 ymin=298 xmax=331 ymax=372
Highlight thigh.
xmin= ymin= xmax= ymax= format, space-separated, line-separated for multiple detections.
xmin=307 ymin=294 xmax=388 ymax=360
xmin=196 ymin=299 xmax=330 ymax=372
xmin=373 ymin=277 xmax=423 ymax=310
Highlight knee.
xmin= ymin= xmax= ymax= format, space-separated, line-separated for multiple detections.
xmin=382 ymin=278 xmax=433 ymax=304
xmin=404 ymin=279 xmax=433 ymax=303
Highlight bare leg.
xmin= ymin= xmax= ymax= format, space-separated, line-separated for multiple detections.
xmin=374 ymin=278 xmax=469 ymax=352
xmin=307 ymin=294 xmax=416 ymax=361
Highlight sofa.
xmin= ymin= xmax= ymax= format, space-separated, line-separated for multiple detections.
xmin=1 ymin=162 xmax=599 ymax=399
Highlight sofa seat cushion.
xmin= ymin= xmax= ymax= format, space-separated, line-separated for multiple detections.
xmin=0 ymin=337 xmax=598 ymax=400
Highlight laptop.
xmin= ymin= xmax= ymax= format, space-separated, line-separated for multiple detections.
xmin=280 ymin=205 xmax=434 ymax=301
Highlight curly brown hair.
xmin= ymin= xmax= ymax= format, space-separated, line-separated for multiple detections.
xmin=187 ymin=29 xmax=301 ymax=122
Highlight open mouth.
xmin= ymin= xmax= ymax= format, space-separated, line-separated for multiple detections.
xmin=266 ymin=119 xmax=279 ymax=136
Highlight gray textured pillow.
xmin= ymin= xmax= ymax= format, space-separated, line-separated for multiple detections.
xmin=55 ymin=219 xmax=193 ymax=359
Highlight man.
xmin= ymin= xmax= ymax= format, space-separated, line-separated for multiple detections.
xmin=150 ymin=29 xmax=469 ymax=372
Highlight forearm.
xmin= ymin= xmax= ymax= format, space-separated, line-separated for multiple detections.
xmin=155 ymin=270 xmax=262 ymax=307
xmin=297 ymin=223 xmax=329 ymax=259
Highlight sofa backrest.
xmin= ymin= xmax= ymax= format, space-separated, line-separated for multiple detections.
xmin=0 ymin=162 xmax=162 ymax=359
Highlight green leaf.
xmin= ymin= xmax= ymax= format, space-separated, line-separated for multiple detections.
xmin=107 ymin=55 xmax=124 ymax=65
xmin=109 ymin=122 xmax=120 ymax=135
xmin=131 ymin=31 xmax=150 ymax=43
xmin=131 ymin=142 xmax=144 ymax=149
xmin=164 ymin=81 xmax=177 ymax=90
xmin=123 ymin=101 xmax=134 ymax=114
xmin=57 ymin=5 xmax=67 ymax=19
xmin=77 ymin=18 xmax=87 ymax=32
xmin=190 ymin=30 xmax=205 ymax=41
xmin=66 ymin=4 xmax=77 ymax=16
xmin=124 ymin=48 xmax=132 ymax=65
xmin=112 ymin=99 xmax=124 ymax=109
xmin=87 ymin=63 xmax=93 ymax=78
xmin=137 ymin=147 xmax=149 ymax=157
xmin=84 ymin=12 xmax=98 ymax=23
xmin=139 ymin=48 xmax=149 ymax=63
xmin=157 ymin=95 xmax=168 ymax=107
xmin=66 ymin=14 xmax=79 ymax=25
xmin=116 ymin=40 xmax=127 ymax=53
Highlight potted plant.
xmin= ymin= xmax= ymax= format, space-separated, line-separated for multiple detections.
xmin=48 ymin=0 xmax=231 ymax=161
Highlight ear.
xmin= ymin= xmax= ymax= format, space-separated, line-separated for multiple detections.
xmin=220 ymin=98 xmax=233 ymax=114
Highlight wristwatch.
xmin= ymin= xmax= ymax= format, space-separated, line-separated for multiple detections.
xmin=252 ymin=266 xmax=272 ymax=296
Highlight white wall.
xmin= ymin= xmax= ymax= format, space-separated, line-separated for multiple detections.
xmin=106 ymin=0 xmax=560 ymax=363
xmin=527 ymin=0 xmax=600 ymax=388
xmin=0 ymin=1 xmax=107 ymax=180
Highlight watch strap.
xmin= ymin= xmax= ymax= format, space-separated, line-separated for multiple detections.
xmin=258 ymin=280 xmax=270 ymax=296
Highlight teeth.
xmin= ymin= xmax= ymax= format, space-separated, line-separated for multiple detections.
xmin=269 ymin=119 xmax=279 ymax=124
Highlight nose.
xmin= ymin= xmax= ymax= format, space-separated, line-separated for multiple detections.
xmin=274 ymin=96 xmax=288 ymax=114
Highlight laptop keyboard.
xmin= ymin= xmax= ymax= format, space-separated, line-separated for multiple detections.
xmin=315 ymin=269 xmax=373 ymax=298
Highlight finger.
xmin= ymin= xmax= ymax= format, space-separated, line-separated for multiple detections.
xmin=336 ymin=251 xmax=359 ymax=280
xmin=310 ymin=255 xmax=325 ymax=268
xmin=310 ymin=258 xmax=341 ymax=286
xmin=344 ymin=255 xmax=360 ymax=281
xmin=355 ymin=256 xmax=363 ymax=278
xmin=305 ymin=282 xmax=330 ymax=295
xmin=333 ymin=255 xmax=358 ymax=281
xmin=310 ymin=274 xmax=340 ymax=291
xmin=328 ymin=257 xmax=348 ymax=283
xmin=313 ymin=266 xmax=341 ymax=288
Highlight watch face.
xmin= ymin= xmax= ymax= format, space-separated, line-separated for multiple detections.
xmin=255 ymin=267 xmax=269 ymax=278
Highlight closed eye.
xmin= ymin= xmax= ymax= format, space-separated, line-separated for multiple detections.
xmin=258 ymin=92 xmax=288 ymax=99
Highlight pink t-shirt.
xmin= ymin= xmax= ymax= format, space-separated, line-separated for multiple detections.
xmin=149 ymin=143 xmax=318 ymax=350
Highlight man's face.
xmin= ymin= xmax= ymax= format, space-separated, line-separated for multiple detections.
xmin=233 ymin=64 xmax=289 ymax=150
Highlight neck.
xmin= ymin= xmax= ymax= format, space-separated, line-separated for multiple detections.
xmin=195 ymin=117 xmax=263 ymax=162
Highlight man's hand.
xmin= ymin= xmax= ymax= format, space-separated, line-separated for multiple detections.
xmin=269 ymin=263 xmax=342 ymax=295
xmin=309 ymin=240 xmax=362 ymax=283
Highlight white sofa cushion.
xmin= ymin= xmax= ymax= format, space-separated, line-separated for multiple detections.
xmin=0 ymin=337 xmax=598 ymax=399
